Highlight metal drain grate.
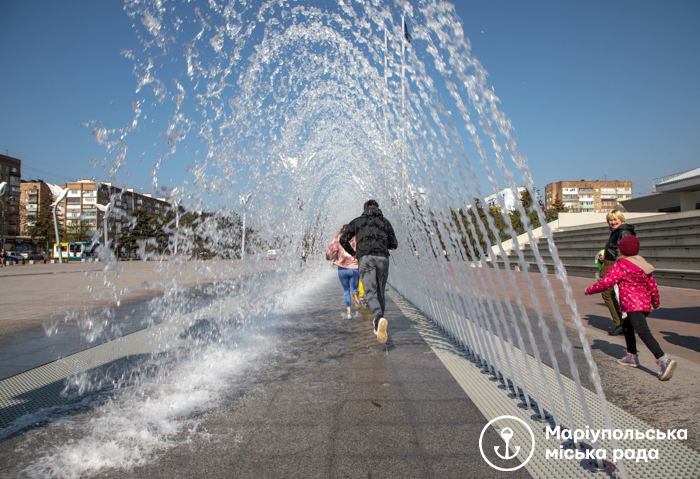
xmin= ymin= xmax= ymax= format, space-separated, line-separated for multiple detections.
xmin=0 ymin=303 xmax=218 ymax=431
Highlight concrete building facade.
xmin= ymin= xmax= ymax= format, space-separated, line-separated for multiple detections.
xmin=621 ymin=167 xmax=700 ymax=213
xmin=484 ymin=187 xmax=527 ymax=211
xmin=544 ymin=180 xmax=632 ymax=213
xmin=59 ymin=180 xmax=172 ymax=243
xmin=20 ymin=181 xmax=54 ymax=236
xmin=0 ymin=154 xmax=22 ymax=244
xmin=1 ymin=153 xmax=176 ymax=254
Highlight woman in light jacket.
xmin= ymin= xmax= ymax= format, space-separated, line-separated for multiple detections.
xmin=326 ymin=225 xmax=361 ymax=319
xmin=600 ymin=210 xmax=636 ymax=336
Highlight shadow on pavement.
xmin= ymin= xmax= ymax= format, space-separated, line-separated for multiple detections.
xmin=651 ymin=306 xmax=700 ymax=324
xmin=581 ymin=314 xmax=616 ymax=333
xmin=659 ymin=330 xmax=700 ymax=354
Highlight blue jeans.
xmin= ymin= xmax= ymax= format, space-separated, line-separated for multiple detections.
xmin=338 ymin=267 xmax=360 ymax=308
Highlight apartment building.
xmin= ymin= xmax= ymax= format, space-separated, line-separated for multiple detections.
xmin=19 ymin=181 xmax=54 ymax=236
xmin=544 ymin=180 xmax=632 ymax=213
xmin=0 ymin=154 xmax=22 ymax=243
xmin=0 ymin=150 xmax=178 ymax=254
xmin=484 ymin=187 xmax=527 ymax=211
xmin=58 ymin=180 xmax=172 ymax=241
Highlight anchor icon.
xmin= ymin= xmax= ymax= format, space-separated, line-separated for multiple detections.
xmin=494 ymin=427 xmax=520 ymax=460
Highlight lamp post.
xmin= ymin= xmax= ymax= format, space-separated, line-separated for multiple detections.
xmin=172 ymin=200 xmax=180 ymax=257
xmin=51 ymin=187 xmax=69 ymax=263
xmin=95 ymin=202 xmax=112 ymax=247
xmin=0 ymin=182 xmax=7 ymax=252
xmin=239 ymin=194 xmax=251 ymax=258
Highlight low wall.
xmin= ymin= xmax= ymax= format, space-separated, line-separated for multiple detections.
xmin=492 ymin=223 xmax=552 ymax=258
xmin=491 ymin=211 xmax=668 ymax=257
xmin=556 ymin=212 xmax=666 ymax=229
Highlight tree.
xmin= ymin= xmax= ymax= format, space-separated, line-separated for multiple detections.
xmin=509 ymin=189 xmax=542 ymax=236
xmin=118 ymin=208 xmax=168 ymax=258
xmin=26 ymin=208 xmax=62 ymax=255
xmin=454 ymin=200 xmax=496 ymax=255
xmin=488 ymin=205 xmax=510 ymax=241
xmin=178 ymin=211 xmax=215 ymax=259
xmin=545 ymin=198 xmax=569 ymax=223
xmin=65 ymin=220 xmax=92 ymax=243
xmin=149 ymin=211 xmax=173 ymax=253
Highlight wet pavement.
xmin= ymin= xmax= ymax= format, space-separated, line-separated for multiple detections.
xmin=0 ymin=261 xmax=699 ymax=477
xmin=84 ymin=275 xmax=532 ymax=479
xmin=0 ymin=260 xmax=244 ymax=379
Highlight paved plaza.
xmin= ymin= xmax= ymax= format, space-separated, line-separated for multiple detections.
xmin=0 ymin=260 xmax=699 ymax=478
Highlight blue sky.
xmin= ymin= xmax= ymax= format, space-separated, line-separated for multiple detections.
xmin=1 ymin=0 xmax=698 ymax=200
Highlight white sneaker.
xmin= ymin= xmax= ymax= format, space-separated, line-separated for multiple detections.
xmin=347 ymin=312 xmax=352 ymax=320
xmin=376 ymin=318 xmax=388 ymax=344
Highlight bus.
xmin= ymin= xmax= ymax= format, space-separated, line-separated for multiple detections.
xmin=53 ymin=242 xmax=95 ymax=260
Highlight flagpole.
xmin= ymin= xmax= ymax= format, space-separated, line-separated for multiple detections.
xmin=401 ymin=16 xmax=407 ymax=181
xmin=384 ymin=28 xmax=389 ymax=141
xmin=401 ymin=16 xmax=406 ymax=115
xmin=384 ymin=29 xmax=388 ymax=87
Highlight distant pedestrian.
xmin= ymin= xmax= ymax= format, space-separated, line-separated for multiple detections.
xmin=301 ymin=247 xmax=307 ymax=265
xmin=326 ymin=225 xmax=361 ymax=320
xmin=0 ymin=249 xmax=6 ymax=267
xmin=340 ymin=200 xmax=398 ymax=344
xmin=585 ymin=235 xmax=676 ymax=381
xmin=601 ymin=210 xmax=636 ymax=336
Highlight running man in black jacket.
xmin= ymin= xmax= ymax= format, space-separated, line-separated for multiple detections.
xmin=340 ymin=200 xmax=398 ymax=344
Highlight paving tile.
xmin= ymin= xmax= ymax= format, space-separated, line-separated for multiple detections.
xmin=233 ymin=454 xmax=331 ymax=479
xmin=246 ymin=424 xmax=334 ymax=456
xmin=332 ymin=425 xmax=420 ymax=457
xmin=330 ymin=453 xmax=430 ymax=479
xmin=398 ymin=381 xmax=470 ymax=401
xmin=425 ymin=454 xmax=531 ymax=479
xmin=341 ymin=382 xmax=405 ymax=401
xmin=391 ymin=364 xmax=458 ymax=384
xmin=413 ymin=423 xmax=488 ymax=456
xmin=259 ymin=400 xmax=338 ymax=427
xmin=406 ymin=399 xmax=488 ymax=426
xmin=335 ymin=399 xmax=411 ymax=427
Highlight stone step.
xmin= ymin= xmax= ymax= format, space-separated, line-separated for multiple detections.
xmin=495 ymin=262 xmax=700 ymax=289
xmin=506 ymin=253 xmax=700 ymax=271
xmin=498 ymin=211 xmax=700 ymax=289
xmin=513 ymin=242 xmax=700 ymax=257
xmin=553 ymin=243 xmax=700 ymax=256
xmin=552 ymin=227 xmax=700 ymax=244
xmin=554 ymin=219 xmax=700 ymax=239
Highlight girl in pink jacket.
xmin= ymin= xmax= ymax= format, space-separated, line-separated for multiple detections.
xmin=585 ymin=235 xmax=676 ymax=381
xmin=326 ymin=225 xmax=361 ymax=319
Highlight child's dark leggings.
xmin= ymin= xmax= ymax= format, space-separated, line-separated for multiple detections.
xmin=622 ymin=311 xmax=664 ymax=359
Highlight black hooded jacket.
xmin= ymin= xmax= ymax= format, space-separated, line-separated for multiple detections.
xmin=604 ymin=223 xmax=636 ymax=261
xmin=340 ymin=206 xmax=398 ymax=259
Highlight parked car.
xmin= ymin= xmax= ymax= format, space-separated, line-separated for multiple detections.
xmin=20 ymin=251 xmax=44 ymax=260
xmin=3 ymin=253 xmax=22 ymax=264
xmin=266 ymin=249 xmax=279 ymax=260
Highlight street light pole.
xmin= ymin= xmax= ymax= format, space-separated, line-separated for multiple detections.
xmin=0 ymin=182 xmax=7 ymax=253
xmin=173 ymin=200 xmax=180 ymax=257
xmin=51 ymin=187 xmax=69 ymax=263
xmin=239 ymin=194 xmax=251 ymax=258
xmin=95 ymin=203 xmax=112 ymax=247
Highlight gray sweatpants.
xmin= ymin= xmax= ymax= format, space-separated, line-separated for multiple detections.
xmin=358 ymin=255 xmax=390 ymax=321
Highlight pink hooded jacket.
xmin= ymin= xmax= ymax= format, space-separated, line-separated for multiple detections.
xmin=586 ymin=256 xmax=660 ymax=312
xmin=326 ymin=234 xmax=358 ymax=269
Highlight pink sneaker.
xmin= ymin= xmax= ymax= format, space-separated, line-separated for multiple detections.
xmin=656 ymin=356 xmax=677 ymax=381
xmin=619 ymin=353 xmax=639 ymax=368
